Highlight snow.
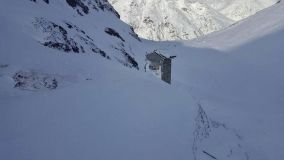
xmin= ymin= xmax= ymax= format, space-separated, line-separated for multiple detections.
xmin=0 ymin=59 xmax=198 ymax=160
xmin=1 ymin=0 xmax=284 ymax=160
xmin=170 ymin=2 xmax=284 ymax=159
xmin=110 ymin=0 xmax=277 ymax=41
xmin=188 ymin=0 xmax=284 ymax=50
xmin=110 ymin=0 xmax=233 ymax=41
xmin=202 ymin=0 xmax=277 ymax=21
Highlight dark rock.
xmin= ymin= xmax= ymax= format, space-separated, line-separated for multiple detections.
xmin=65 ymin=22 xmax=73 ymax=29
xmin=13 ymin=71 xmax=58 ymax=90
xmin=44 ymin=78 xmax=58 ymax=89
xmin=43 ymin=42 xmax=72 ymax=52
xmin=66 ymin=0 xmax=89 ymax=14
xmin=115 ymin=47 xmax=139 ymax=70
xmin=30 ymin=0 xmax=49 ymax=4
xmin=105 ymin=27 xmax=125 ymax=42
xmin=143 ymin=16 xmax=154 ymax=24
xmin=34 ymin=18 xmax=81 ymax=53
xmin=129 ymin=27 xmax=141 ymax=42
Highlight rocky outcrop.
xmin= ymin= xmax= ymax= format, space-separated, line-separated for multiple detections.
xmin=33 ymin=17 xmax=109 ymax=58
xmin=110 ymin=0 xmax=277 ymax=41
xmin=13 ymin=71 xmax=58 ymax=90
xmin=27 ymin=0 xmax=141 ymax=71
xmin=30 ymin=0 xmax=49 ymax=4
xmin=65 ymin=0 xmax=120 ymax=17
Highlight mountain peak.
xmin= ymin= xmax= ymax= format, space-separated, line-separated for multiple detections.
xmin=110 ymin=0 xmax=277 ymax=41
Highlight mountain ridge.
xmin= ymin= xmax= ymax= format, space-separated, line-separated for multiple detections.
xmin=1 ymin=1 xmax=284 ymax=160
xmin=110 ymin=0 xmax=277 ymax=41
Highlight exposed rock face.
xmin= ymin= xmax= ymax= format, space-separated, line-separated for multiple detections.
xmin=27 ymin=0 xmax=140 ymax=69
xmin=105 ymin=27 xmax=125 ymax=42
xmin=66 ymin=0 xmax=90 ymax=15
xmin=65 ymin=0 xmax=120 ymax=17
xmin=110 ymin=0 xmax=277 ymax=41
xmin=30 ymin=0 xmax=49 ymax=4
xmin=33 ymin=17 xmax=109 ymax=58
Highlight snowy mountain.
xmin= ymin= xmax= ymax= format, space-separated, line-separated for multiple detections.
xmin=188 ymin=0 xmax=284 ymax=50
xmin=203 ymin=0 xmax=279 ymax=21
xmin=0 ymin=0 xmax=144 ymax=72
xmin=159 ymin=1 xmax=284 ymax=159
xmin=110 ymin=0 xmax=277 ymax=41
xmin=1 ymin=0 xmax=284 ymax=160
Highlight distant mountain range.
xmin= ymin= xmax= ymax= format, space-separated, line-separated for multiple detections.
xmin=110 ymin=0 xmax=277 ymax=41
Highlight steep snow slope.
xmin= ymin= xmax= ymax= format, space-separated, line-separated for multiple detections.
xmin=188 ymin=0 xmax=284 ymax=50
xmin=0 ymin=0 xmax=143 ymax=71
xmin=202 ymin=0 xmax=278 ymax=21
xmin=110 ymin=0 xmax=277 ymax=41
xmin=110 ymin=0 xmax=233 ymax=41
xmin=0 ymin=1 xmax=251 ymax=160
xmin=1 ymin=0 xmax=284 ymax=160
xmin=145 ymin=1 xmax=284 ymax=159
xmin=0 ymin=40 xmax=199 ymax=160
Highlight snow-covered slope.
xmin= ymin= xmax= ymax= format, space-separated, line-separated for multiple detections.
xmin=1 ymin=0 xmax=284 ymax=160
xmin=110 ymin=0 xmax=233 ymax=41
xmin=203 ymin=0 xmax=278 ymax=21
xmin=153 ymin=1 xmax=284 ymax=159
xmin=110 ymin=0 xmax=277 ymax=41
xmin=188 ymin=0 xmax=284 ymax=50
xmin=0 ymin=0 xmax=144 ymax=71
xmin=0 ymin=1 xmax=249 ymax=160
